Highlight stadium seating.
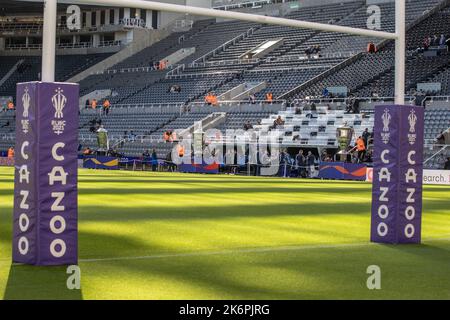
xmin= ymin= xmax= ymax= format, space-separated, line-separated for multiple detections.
xmin=0 ymin=53 xmax=113 ymax=99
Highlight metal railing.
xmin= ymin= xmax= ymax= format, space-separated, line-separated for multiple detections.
xmin=94 ymin=63 xmax=174 ymax=76
xmin=167 ymin=70 xmax=239 ymax=79
xmin=212 ymin=0 xmax=272 ymax=11
xmin=79 ymin=104 xmax=186 ymax=118
xmin=190 ymin=27 xmax=257 ymax=65
xmin=286 ymin=96 xmax=409 ymax=104
xmin=166 ymin=64 xmax=186 ymax=77
xmin=189 ymin=58 xmax=259 ymax=68
xmin=423 ymin=96 xmax=450 ymax=105
xmin=424 ymin=144 xmax=449 ymax=165
xmin=5 ymin=40 xmax=122 ymax=51
xmin=74 ymin=95 xmax=450 ymax=114
xmin=188 ymin=51 xmax=355 ymax=68
xmin=278 ymin=52 xmax=364 ymax=100
xmin=189 ymin=99 xmax=286 ymax=107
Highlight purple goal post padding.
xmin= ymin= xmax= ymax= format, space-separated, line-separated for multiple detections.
xmin=371 ymin=105 xmax=424 ymax=244
xmin=13 ymin=82 xmax=79 ymax=265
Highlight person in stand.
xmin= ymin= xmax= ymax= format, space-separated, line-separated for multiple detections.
xmin=151 ymin=148 xmax=158 ymax=172
xmin=295 ymin=149 xmax=306 ymax=178
xmin=130 ymin=130 xmax=136 ymax=142
xmin=1 ymin=120 xmax=10 ymax=128
xmin=279 ymin=150 xmax=290 ymax=177
xmin=210 ymin=93 xmax=218 ymax=106
xmin=91 ymin=99 xmax=97 ymax=109
xmin=432 ymin=35 xmax=439 ymax=47
xmin=102 ymin=99 xmax=110 ymax=115
xmin=307 ymin=151 xmax=316 ymax=178
xmin=248 ymin=93 xmax=256 ymax=104
xmin=83 ymin=147 xmax=93 ymax=155
xmin=439 ymin=34 xmax=447 ymax=47
xmin=356 ymin=136 xmax=366 ymax=163
xmin=165 ymin=151 xmax=175 ymax=172
xmin=7 ymin=100 xmax=14 ymax=110
xmin=243 ymin=121 xmax=253 ymax=131
xmin=445 ymin=157 xmax=450 ymax=170
xmin=275 ymin=115 xmax=284 ymax=126
xmin=7 ymin=147 xmax=14 ymax=159
xmin=367 ymin=41 xmax=377 ymax=53
xmin=205 ymin=92 xmax=213 ymax=105
xmin=423 ymin=36 xmax=431 ymax=51
xmin=362 ymin=128 xmax=371 ymax=149
xmin=435 ymin=130 xmax=446 ymax=146
xmin=266 ymin=92 xmax=273 ymax=103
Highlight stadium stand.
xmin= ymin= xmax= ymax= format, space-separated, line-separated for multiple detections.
xmin=0 ymin=53 xmax=113 ymax=98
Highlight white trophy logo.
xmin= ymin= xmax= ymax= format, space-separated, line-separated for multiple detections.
xmin=52 ymin=88 xmax=67 ymax=119
xmin=408 ymin=110 xmax=417 ymax=133
xmin=382 ymin=109 xmax=391 ymax=132
xmin=22 ymin=87 xmax=30 ymax=118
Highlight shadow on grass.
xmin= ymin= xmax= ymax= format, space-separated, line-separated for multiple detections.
xmin=76 ymin=200 xmax=450 ymax=222
xmin=382 ymin=242 xmax=450 ymax=265
xmin=3 ymin=264 xmax=83 ymax=300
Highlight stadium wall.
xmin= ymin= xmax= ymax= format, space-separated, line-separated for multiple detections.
xmin=155 ymin=0 xmax=212 ymax=28
xmin=66 ymin=28 xmax=170 ymax=83
xmin=219 ymin=0 xmax=363 ymax=19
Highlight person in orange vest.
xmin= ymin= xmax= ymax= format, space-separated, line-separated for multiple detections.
xmin=356 ymin=136 xmax=366 ymax=163
xmin=7 ymin=147 xmax=14 ymax=159
xmin=163 ymin=130 xmax=173 ymax=142
xmin=159 ymin=60 xmax=168 ymax=70
xmin=211 ymin=94 xmax=218 ymax=106
xmin=103 ymin=99 xmax=110 ymax=115
xmin=367 ymin=41 xmax=377 ymax=53
xmin=91 ymin=99 xmax=97 ymax=109
xmin=177 ymin=144 xmax=185 ymax=158
xmin=83 ymin=147 xmax=92 ymax=155
xmin=7 ymin=100 xmax=14 ymax=110
xmin=163 ymin=131 xmax=170 ymax=142
xmin=266 ymin=92 xmax=273 ymax=103
xmin=205 ymin=92 xmax=213 ymax=105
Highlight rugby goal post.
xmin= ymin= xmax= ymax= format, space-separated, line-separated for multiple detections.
xmin=39 ymin=0 xmax=405 ymax=104
xmin=11 ymin=0 xmax=418 ymax=268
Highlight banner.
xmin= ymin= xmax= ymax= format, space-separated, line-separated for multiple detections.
xmin=179 ymin=162 xmax=219 ymax=174
xmin=318 ymin=162 xmax=367 ymax=181
xmin=371 ymin=105 xmax=424 ymax=244
xmin=13 ymin=82 xmax=79 ymax=265
xmin=367 ymin=168 xmax=449 ymax=185
xmin=83 ymin=156 xmax=119 ymax=170
xmin=0 ymin=157 xmax=14 ymax=166
xmin=422 ymin=169 xmax=450 ymax=185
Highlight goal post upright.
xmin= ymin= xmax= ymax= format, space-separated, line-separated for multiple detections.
xmin=395 ymin=0 xmax=406 ymax=105
xmin=41 ymin=0 xmax=57 ymax=82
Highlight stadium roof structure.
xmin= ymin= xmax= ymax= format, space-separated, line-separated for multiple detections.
xmin=0 ymin=0 xmax=98 ymax=14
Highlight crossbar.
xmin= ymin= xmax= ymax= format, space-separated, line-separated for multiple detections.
xmin=35 ymin=0 xmax=405 ymax=103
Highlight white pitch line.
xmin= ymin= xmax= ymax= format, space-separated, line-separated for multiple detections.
xmin=78 ymin=236 xmax=450 ymax=263
xmin=0 ymin=237 xmax=448 ymax=265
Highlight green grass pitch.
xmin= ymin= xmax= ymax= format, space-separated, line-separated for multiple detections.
xmin=0 ymin=166 xmax=449 ymax=299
